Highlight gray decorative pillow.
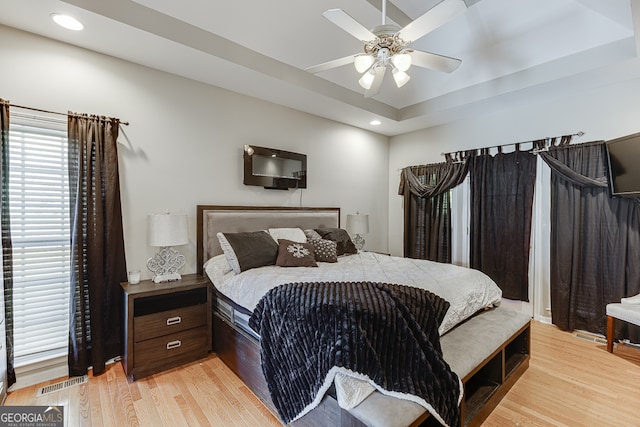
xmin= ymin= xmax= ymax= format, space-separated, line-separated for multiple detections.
xmin=217 ymin=231 xmax=278 ymax=274
xmin=310 ymin=239 xmax=338 ymax=263
xmin=304 ymin=229 xmax=323 ymax=241
xmin=314 ymin=228 xmax=358 ymax=256
xmin=276 ymin=239 xmax=318 ymax=267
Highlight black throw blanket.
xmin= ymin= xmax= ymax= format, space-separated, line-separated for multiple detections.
xmin=248 ymin=281 xmax=461 ymax=427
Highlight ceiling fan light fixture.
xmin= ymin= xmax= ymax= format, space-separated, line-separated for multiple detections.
xmin=358 ymin=70 xmax=376 ymax=90
xmin=311 ymin=0 xmax=466 ymax=97
xmin=392 ymin=53 xmax=412 ymax=72
xmin=354 ymin=54 xmax=374 ymax=73
xmin=392 ymin=69 xmax=411 ymax=88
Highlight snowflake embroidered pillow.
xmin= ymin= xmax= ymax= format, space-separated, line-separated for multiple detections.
xmin=275 ymin=239 xmax=318 ymax=267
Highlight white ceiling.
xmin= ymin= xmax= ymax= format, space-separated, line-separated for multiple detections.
xmin=0 ymin=0 xmax=638 ymax=135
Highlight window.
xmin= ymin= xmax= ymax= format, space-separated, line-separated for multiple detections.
xmin=413 ymin=171 xmax=451 ymax=262
xmin=7 ymin=119 xmax=70 ymax=366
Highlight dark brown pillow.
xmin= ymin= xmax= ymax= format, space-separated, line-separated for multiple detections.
xmin=276 ymin=239 xmax=318 ymax=267
xmin=310 ymin=239 xmax=338 ymax=263
xmin=217 ymin=231 xmax=278 ymax=274
xmin=314 ymin=228 xmax=358 ymax=256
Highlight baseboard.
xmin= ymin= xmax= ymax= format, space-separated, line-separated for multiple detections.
xmin=8 ymin=355 xmax=122 ymax=392
xmin=533 ymin=314 xmax=552 ymax=324
xmin=10 ymin=356 xmax=68 ymax=391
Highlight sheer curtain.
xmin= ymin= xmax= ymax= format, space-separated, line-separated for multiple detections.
xmin=469 ymin=147 xmax=537 ymax=301
xmin=544 ymin=141 xmax=640 ymax=340
xmin=68 ymin=114 xmax=127 ymax=376
xmin=398 ymin=158 xmax=469 ymax=262
xmin=0 ymin=99 xmax=15 ymax=386
xmin=529 ymin=155 xmax=552 ymax=322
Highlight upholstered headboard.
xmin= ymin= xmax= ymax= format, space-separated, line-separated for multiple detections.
xmin=196 ymin=205 xmax=340 ymax=275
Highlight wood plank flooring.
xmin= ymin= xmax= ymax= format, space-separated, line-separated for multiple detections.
xmin=5 ymin=321 xmax=640 ymax=426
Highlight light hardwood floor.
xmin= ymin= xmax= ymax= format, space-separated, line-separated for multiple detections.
xmin=5 ymin=321 xmax=640 ymax=426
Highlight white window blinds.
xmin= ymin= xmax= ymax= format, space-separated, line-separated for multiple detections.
xmin=7 ymin=120 xmax=71 ymax=365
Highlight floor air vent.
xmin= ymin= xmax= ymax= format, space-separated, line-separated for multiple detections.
xmin=574 ymin=332 xmax=607 ymax=345
xmin=36 ymin=375 xmax=88 ymax=397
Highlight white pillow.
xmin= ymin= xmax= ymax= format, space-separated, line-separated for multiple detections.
xmin=216 ymin=232 xmax=241 ymax=274
xmin=203 ymin=254 xmax=233 ymax=284
xmin=268 ymin=227 xmax=306 ymax=243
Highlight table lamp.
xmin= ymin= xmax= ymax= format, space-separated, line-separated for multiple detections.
xmin=147 ymin=213 xmax=189 ymax=283
xmin=347 ymin=212 xmax=369 ymax=251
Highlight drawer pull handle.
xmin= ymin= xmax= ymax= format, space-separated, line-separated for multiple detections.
xmin=166 ymin=340 xmax=182 ymax=350
xmin=166 ymin=316 xmax=182 ymax=326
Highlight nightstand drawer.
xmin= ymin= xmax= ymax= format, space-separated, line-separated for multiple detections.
xmin=134 ymin=304 xmax=207 ymax=342
xmin=134 ymin=326 xmax=208 ymax=367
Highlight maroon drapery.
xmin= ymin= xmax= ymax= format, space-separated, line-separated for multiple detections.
xmin=0 ymin=99 xmax=16 ymax=387
xmin=546 ymin=141 xmax=640 ymax=341
xmin=469 ymin=147 xmax=537 ymax=301
xmin=398 ymin=157 xmax=469 ymax=262
xmin=68 ymin=113 xmax=127 ymax=376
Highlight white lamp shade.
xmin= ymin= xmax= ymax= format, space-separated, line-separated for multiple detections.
xmin=147 ymin=213 xmax=189 ymax=247
xmin=392 ymin=69 xmax=411 ymax=88
xmin=354 ymin=54 xmax=374 ymax=73
xmin=391 ymin=53 xmax=412 ymax=72
xmin=347 ymin=214 xmax=369 ymax=235
xmin=358 ymin=71 xmax=376 ymax=90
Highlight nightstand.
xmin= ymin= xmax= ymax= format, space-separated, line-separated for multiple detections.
xmin=121 ymin=273 xmax=212 ymax=381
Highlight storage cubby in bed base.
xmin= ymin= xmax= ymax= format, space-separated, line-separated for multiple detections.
xmin=459 ymin=323 xmax=530 ymax=427
xmin=463 ymin=352 xmax=502 ymax=424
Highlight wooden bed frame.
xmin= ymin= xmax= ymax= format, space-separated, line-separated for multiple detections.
xmin=196 ymin=205 xmax=531 ymax=427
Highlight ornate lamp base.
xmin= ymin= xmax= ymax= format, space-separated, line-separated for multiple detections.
xmin=147 ymin=246 xmax=186 ymax=283
xmin=352 ymin=234 xmax=365 ymax=251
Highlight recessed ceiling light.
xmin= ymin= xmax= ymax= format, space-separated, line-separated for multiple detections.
xmin=370 ymin=120 xmax=382 ymax=126
xmin=51 ymin=14 xmax=84 ymax=31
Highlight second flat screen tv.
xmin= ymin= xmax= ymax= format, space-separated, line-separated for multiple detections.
xmin=605 ymin=132 xmax=640 ymax=198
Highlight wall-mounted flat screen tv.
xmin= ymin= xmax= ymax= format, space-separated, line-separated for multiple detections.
xmin=243 ymin=145 xmax=307 ymax=189
xmin=605 ymin=132 xmax=640 ymax=198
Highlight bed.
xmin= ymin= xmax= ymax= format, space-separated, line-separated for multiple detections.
xmin=196 ymin=205 xmax=531 ymax=427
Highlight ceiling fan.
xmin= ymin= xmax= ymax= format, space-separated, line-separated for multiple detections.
xmin=306 ymin=0 xmax=467 ymax=98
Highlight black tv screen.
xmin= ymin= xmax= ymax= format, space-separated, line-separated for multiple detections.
xmin=605 ymin=132 xmax=640 ymax=198
xmin=243 ymin=145 xmax=307 ymax=190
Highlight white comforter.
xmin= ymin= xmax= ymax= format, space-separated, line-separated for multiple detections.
xmin=205 ymin=251 xmax=501 ymax=335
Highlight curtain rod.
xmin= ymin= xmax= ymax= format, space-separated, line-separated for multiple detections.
xmin=440 ymin=131 xmax=584 ymax=157
xmin=12 ymin=104 xmax=129 ymax=126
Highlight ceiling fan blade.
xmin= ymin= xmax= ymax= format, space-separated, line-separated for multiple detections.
xmin=323 ymin=9 xmax=377 ymax=42
xmin=410 ymin=50 xmax=461 ymax=73
xmin=397 ymin=0 xmax=467 ymax=42
xmin=364 ymin=67 xmax=386 ymax=98
xmin=306 ymin=55 xmax=356 ymax=74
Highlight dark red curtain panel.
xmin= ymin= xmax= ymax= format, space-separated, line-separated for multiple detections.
xmin=546 ymin=142 xmax=640 ymax=341
xmin=68 ymin=114 xmax=127 ymax=376
xmin=399 ymin=160 xmax=469 ymax=262
xmin=469 ymin=149 xmax=536 ymax=301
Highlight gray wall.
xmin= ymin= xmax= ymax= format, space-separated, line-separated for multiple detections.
xmin=0 ymin=25 xmax=390 ymax=279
